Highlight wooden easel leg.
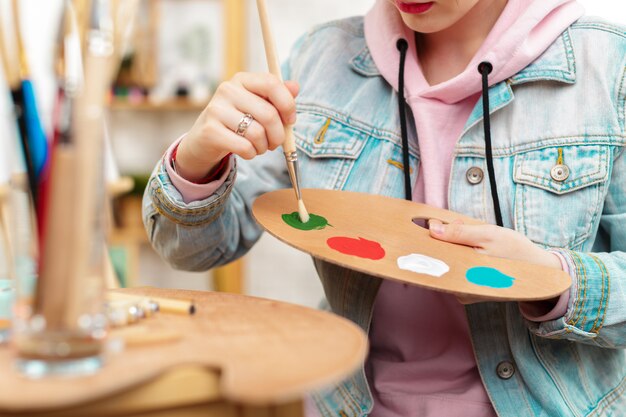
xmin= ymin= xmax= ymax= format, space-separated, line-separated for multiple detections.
xmin=212 ymin=259 xmax=244 ymax=294
xmin=239 ymin=399 xmax=304 ymax=417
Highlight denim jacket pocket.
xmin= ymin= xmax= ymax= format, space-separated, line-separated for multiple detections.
xmin=294 ymin=111 xmax=369 ymax=190
xmin=513 ymin=144 xmax=610 ymax=249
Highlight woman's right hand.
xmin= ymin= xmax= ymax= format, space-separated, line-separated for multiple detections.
xmin=174 ymin=72 xmax=299 ymax=182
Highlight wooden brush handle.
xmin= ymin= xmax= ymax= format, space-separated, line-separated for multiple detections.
xmin=256 ymin=0 xmax=296 ymax=154
xmin=37 ymin=147 xmax=77 ymax=329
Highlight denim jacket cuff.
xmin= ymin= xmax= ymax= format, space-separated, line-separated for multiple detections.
xmin=147 ymin=154 xmax=237 ymax=227
xmin=525 ymin=249 xmax=610 ymax=343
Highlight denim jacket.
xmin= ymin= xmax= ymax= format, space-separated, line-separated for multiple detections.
xmin=143 ymin=16 xmax=626 ymax=417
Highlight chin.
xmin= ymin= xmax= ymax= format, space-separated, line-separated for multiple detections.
xmin=399 ymin=14 xmax=451 ymax=33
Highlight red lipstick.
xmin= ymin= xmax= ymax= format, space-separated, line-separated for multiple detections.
xmin=396 ymin=1 xmax=434 ymax=14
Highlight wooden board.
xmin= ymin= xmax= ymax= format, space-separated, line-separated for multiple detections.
xmin=0 ymin=288 xmax=367 ymax=412
xmin=252 ymin=189 xmax=571 ymax=302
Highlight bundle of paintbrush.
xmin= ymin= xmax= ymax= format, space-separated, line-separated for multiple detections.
xmin=5 ymin=0 xmax=137 ymax=376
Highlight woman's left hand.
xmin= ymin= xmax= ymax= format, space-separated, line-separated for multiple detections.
xmin=428 ymin=220 xmax=563 ymax=305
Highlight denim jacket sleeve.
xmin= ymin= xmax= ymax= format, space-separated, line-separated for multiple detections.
xmin=141 ymin=36 xmax=307 ymax=271
xmin=143 ymin=147 xmax=289 ymax=271
xmin=526 ymin=135 xmax=626 ymax=347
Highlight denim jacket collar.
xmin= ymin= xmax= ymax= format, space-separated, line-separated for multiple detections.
xmin=349 ymin=29 xmax=577 ymax=86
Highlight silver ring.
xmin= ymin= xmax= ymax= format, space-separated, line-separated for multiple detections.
xmin=235 ymin=113 xmax=254 ymax=137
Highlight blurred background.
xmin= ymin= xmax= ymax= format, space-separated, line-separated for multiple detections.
xmin=0 ymin=0 xmax=624 ymax=308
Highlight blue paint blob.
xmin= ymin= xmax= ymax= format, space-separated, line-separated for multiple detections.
xmin=466 ymin=267 xmax=515 ymax=289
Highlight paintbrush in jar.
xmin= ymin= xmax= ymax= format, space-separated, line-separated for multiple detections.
xmin=256 ymin=0 xmax=310 ymax=223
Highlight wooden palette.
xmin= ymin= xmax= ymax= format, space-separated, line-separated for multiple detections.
xmin=0 ymin=288 xmax=367 ymax=412
xmin=252 ymin=189 xmax=571 ymax=301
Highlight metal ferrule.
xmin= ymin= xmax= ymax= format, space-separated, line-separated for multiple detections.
xmin=88 ymin=0 xmax=114 ymax=57
xmin=284 ymin=152 xmax=303 ymax=201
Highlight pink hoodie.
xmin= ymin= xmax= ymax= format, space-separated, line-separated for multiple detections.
xmin=363 ymin=1 xmax=583 ymax=416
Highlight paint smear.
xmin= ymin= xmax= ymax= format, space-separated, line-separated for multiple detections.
xmin=466 ymin=267 xmax=515 ymax=289
xmin=327 ymin=237 xmax=386 ymax=260
xmin=397 ymin=254 xmax=449 ymax=277
xmin=281 ymin=212 xmax=330 ymax=231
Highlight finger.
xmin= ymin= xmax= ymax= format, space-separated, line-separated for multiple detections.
xmin=429 ymin=220 xmax=491 ymax=247
xmin=226 ymin=88 xmax=286 ymax=151
xmin=284 ymin=80 xmax=300 ymax=97
xmin=212 ymin=105 xmax=269 ymax=155
xmin=200 ymin=119 xmax=258 ymax=160
xmin=232 ymin=72 xmax=297 ymax=124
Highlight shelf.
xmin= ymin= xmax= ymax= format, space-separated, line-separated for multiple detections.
xmin=109 ymin=98 xmax=208 ymax=112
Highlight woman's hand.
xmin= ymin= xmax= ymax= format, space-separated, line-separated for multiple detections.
xmin=175 ymin=72 xmax=299 ymax=182
xmin=428 ymin=219 xmax=563 ymax=304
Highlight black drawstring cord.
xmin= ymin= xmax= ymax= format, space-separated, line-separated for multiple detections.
xmin=396 ymin=39 xmax=412 ymax=201
xmin=478 ymin=62 xmax=503 ymax=227
xmin=394 ymin=47 xmax=502 ymax=227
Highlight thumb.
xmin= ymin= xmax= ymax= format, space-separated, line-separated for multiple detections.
xmin=429 ymin=220 xmax=485 ymax=247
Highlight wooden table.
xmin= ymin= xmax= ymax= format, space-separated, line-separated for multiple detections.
xmin=0 ymin=288 xmax=367 ymax=417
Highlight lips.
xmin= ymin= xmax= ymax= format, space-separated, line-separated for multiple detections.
xmin=395 ymin=1 xmax=434 ymax=14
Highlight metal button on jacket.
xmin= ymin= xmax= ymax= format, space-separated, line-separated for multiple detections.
xmin=551 ymin=164 xmax=570 ymax=182
xmin=466 ymin=167 xmax=484 ymax=185
xmin=497 ymin=361 xmax=515 ymax=380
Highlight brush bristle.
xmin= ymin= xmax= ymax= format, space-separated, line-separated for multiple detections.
xmin=298 ymin=200 xmax=310 ymax=223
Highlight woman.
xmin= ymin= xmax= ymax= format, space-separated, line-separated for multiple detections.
xmin=143 ymin=0 xmax=626 ymax=415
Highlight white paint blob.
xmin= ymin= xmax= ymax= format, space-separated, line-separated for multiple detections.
xmin=397 ymin=254 xmax=450 ymax=277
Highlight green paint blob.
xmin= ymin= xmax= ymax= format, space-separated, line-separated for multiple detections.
xmin=282 ymin=212 xmax=330 ymax=231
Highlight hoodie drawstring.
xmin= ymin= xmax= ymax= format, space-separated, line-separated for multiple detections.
xmin=395 ymin=39 xmax=503 ymax=226
xmin=478 ymin=62 xmax=503 ymax=227
xmin=396 ymin=39 xmax=412 ymax=201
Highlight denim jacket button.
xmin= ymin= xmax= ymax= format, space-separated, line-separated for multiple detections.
xmin=496 ymin=361 xmax=516 ymax=379
xmin=466 ymin=167 xmax=484 ymax=185
xmin=550 ymin=164 xmax=570 ymax=182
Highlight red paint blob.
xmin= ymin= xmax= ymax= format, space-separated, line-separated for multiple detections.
xmin=326 ymin=237 xmax=386 ymax=260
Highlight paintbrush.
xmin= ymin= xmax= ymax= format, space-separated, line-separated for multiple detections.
xmin=63 ymin=0 xmax=115 ymax=328
xmin=107 ymin=292 xmax=196 ymax=316
xmin=0 ymin=3 xmax=38 ymax=210
xmin=11 ymin=0 xmax=49 ymax=208
xmin=37 ymin=0 xmax=83 ymax=245
xmin=256 ymin=0 xmax=310 ymax=223
xmin=35 ymin=0 xmax=85 ymax=326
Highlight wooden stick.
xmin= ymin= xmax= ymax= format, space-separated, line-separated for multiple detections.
xmin=107 ymin=292 xmax=196 ymax=316
xmin=36 ymin=146 xmax=77 ymax=328
xmin=0 ymin=7 xmax=18 ymax=89
xmin=11 ymin=0 xmax=29 ymax=79
xmin=256 ymin=0 xmax=292 ymax=152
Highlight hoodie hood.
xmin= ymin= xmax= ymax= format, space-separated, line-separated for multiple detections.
xmin=364 ymin=0 xmax=585 ymax=104
xmin=363 ymin=0 xmax=585 ymax=210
